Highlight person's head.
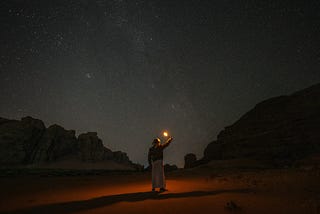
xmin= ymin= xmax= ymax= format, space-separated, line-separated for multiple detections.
xmin=152 ymin=138 xmax=161 ymax=147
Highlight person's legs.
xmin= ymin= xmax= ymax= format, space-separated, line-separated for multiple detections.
xmin=152 ymin=160 xmax=164 ymax=191
xmin=159 ymin=160 xmax=167 ymax=192
xmin=152 ymin=160 xmax=160 ymax=190
xmin=151 ymin=161 xmax=156 ymax=190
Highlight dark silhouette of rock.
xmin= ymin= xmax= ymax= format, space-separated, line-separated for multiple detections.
xmin=0 ymin=116 xmax=139 ymax=170
xmin=0 ymin=116 xmax=45 ymax=165
xmin=77 ymin=132 xmax=113 ymax=162
xmin=203 ymin=140 xmax=222 ymax=160
xmin=164 ymin=164 xmax=178 ymax=172
xmin=144 ymin=163 xmax=178 ymax=172
xmin=203 ymin=83 xmax=320 ymax=166
xmin=33 ymin=124 xmax=78 ymax=163
xmin=77 ymin=132 xmax=132 ymax=164
xmin=184 ymin=153 xmax=197 ymax=169
xmin=112 ymin=151 xmax=131 ymax=163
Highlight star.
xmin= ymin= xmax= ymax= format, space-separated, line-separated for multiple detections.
xmin=85 ymin=73 xmax=92 ymax=79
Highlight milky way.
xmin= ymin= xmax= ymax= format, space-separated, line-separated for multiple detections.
xmin=1 ymin=0 xmax=320 ymax=166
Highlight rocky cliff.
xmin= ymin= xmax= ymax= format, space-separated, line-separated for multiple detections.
xmin=0 ymin=117 xmax=140 ymax=170
xmin=203 ymin=83 xmax=320 ymax=166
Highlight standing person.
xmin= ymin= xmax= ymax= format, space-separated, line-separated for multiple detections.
xmin=148 ymin=136 xmax=173 ymax=192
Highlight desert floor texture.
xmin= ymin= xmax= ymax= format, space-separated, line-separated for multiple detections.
xmin=0 ymin=167 xmax=319 ymax=214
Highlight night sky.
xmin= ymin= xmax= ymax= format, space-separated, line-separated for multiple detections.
xmin=1 ymin=0 xmax=320 ymax=167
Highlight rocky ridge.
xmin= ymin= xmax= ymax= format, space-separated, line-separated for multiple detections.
xmin=200 ymin=83 xmax=320 ymax=167
xmin=0 ymin=117 xmax=139 ymax=170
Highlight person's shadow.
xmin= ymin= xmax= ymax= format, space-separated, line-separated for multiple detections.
xmin=7 ymin=188 xmax=251 ymax=214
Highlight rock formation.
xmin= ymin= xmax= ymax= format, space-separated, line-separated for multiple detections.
xmin=0 ymin=116 xmax=139 ymax=170
xmin=77 ymin=132 xmax=113 ymax=162
xmin=164 ymin=164 xmax=178 ymax=172
xmin=202 ymin=83 xmax=320 ymax=166
xmin=0 ymin=116 xmax=45 ymax=165
xmin=184 ymin=153 xmax=197 ymax=169
xmin=34 ymin=124 xmax=78 ymax=163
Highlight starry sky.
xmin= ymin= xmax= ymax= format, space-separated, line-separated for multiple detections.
xmin=1 ymin=0 xmax=320 ymax=167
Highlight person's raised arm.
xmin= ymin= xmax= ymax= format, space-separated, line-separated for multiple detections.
xmin=161 ymin=137 xmax=173 ymax=149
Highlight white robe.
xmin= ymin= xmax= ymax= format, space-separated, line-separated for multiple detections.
xmin=152 ymin=159 xmax=165 ymax=189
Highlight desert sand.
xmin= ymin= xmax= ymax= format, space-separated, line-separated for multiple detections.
xmin=0 ymin=167 xmax=319 ymax=214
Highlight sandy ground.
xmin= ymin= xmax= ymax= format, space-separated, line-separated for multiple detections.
xmin=0 ymin=168 xmax=319 ymax=214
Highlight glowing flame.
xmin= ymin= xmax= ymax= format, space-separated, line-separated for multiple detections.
xmin=163 ymin=132 xmax=168 ymax=137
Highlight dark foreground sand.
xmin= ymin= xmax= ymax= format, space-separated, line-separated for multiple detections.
xmin=0 ymin=168 xmax=319 ymax=214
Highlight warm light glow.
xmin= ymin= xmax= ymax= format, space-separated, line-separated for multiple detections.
xmin=163 ymin=132 xmax=168 ymax=137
